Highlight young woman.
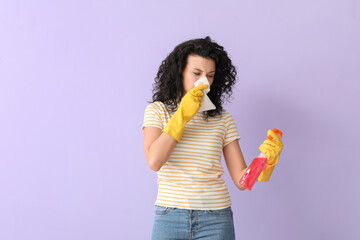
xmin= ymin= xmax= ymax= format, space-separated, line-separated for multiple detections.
xmin=142 ymin=36 xmax=283 ymax=240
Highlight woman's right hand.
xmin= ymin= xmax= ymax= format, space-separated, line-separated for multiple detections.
xmin=178 ymin=84 xmax=209 ymax=123
xmin=162 ymin=84 xmax=208 ymax=142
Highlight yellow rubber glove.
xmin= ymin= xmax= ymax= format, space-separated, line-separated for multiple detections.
xmin=163 ymin=84 xmax=209 ymax=142
xmin=258 ymin=129 xmax=284 ymax=182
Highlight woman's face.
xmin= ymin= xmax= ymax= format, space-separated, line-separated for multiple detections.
xmin=181 ymin=54 xmax=216 ymax=97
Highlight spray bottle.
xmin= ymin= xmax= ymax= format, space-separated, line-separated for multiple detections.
xmin=239 ymin=128 xmax=283 ymax=190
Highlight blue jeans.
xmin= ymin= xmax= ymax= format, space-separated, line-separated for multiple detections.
xmin=151 ymin=205 xmax=235 ymax=240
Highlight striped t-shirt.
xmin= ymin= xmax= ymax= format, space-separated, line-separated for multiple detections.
xmin=142 ymin=101 xmax=241 ymax=210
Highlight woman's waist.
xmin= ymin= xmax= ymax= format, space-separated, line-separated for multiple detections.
xmin=157 ymin=178 xmax=228 ymax=190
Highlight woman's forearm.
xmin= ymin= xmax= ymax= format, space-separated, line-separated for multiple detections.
xmin=147 ymin=132 xmax=177 ymax=171
xmin=236 ymin=168 xmax=248 ymax=191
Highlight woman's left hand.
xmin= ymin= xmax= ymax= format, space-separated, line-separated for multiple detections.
xmin=259 ymin=129 xmax=283 ymax=165
xmin=257 ymin=129 xmax=283 ymax=182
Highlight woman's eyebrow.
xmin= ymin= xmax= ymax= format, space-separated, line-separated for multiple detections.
xmin=193 ymin=68 xmax=216 ymax=73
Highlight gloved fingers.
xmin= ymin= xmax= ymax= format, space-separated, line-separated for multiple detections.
xmin=196 ymin=91 xmax=205 ymax=97
xmin=259 ymin=144 xmax=276 ymax=159
xmin=259 ymin=128 xmax=283 ymax=163
xmin=263 ymin=141 xmax=282 ymax=154
xmin=190 ymin=88 xmax=205 ymax=97
xmin=194 ymin=84 xmax=209 ymax=91
xmin=262 ymin=139 xmax=279 ymax=148
xmin=193 ymin=96 xmax=204 ymax=102
xmin=259 ymin=142 xmax=275 ymax=153
xmin=263 ymin=139 xmax=283 ymax=152
xmin=261 ymin=140 xmax=282 ymax=156
xmin=259 ymin=142 xmax=279 ymax=162
xmin=189 ymin=85 xmax=208 ymax=96
xmin=259 ymin=143 xmax=280 ymax=165
xmin=267 ymin=130 xmax=283 ymax=146
xmin=265 ymin=138 xmax=283 ymax=156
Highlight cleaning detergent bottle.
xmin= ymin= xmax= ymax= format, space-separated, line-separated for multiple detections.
xmin=239 ymin=128 xmax=283 ymax=190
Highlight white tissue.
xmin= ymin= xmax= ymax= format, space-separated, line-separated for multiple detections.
xmin=194 ymin=76 xmax=216 ymax=112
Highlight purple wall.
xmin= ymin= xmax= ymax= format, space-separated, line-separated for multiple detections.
xmin=1 ymin=1 xmax=359 ymax=239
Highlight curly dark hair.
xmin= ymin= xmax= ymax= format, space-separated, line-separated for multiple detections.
xmin=150 ymin=36 xmax=238 ymax=120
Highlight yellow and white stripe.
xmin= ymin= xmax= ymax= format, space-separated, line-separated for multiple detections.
xmin=142 ymin=101 xmax=241 ymax=210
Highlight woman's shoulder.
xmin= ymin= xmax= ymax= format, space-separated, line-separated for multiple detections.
xmin=147 ymin=100 xmax=165 ymax=107
xmin=145 ymin=101 xmax=167 ymax=112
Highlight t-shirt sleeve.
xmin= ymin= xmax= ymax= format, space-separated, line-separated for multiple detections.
xmin=141 ymin=103 xmax=164 ymax=133
xmin=223 ymin=112 xmax=241 ymax=148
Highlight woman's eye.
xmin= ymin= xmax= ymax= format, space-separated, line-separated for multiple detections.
xmin=193 ymin=72 xmax=200 ymax=75
xmin=208 ymin=75 xmax=214 ymax=78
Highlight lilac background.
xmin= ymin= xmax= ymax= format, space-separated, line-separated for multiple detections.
xmin=1 ymin=1 xmax=359 ymax=239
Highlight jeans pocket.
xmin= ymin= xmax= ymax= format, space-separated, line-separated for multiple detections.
xmin=154 ymin=205 xmax=175 ymax=215
xmin=206 ymin=206 xmax=232 ymax=216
